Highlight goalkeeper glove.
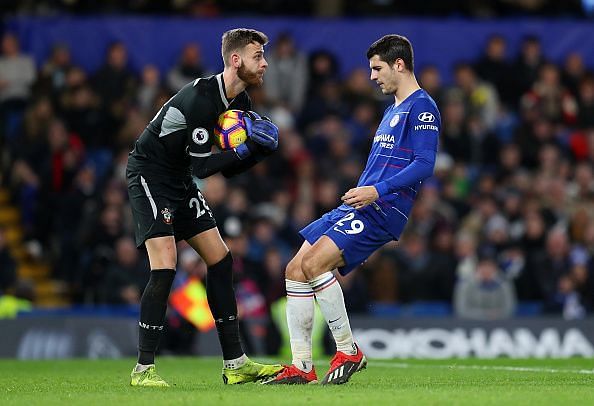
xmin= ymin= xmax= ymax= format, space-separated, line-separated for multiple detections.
xmin=243 ymin=111 xmax=279 ymax=151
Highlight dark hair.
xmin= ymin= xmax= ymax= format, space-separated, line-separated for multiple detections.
xmin=366 ymin=34 xmax=414 ymax=71
xmin=221 ymin=28 xmax=268 ymax=66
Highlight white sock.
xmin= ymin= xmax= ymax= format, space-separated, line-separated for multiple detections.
xmin=224 ymin=353 xmax=248 ymax=369
xmin=286 ymin=279 xmax=315 ymax=372
xmin=309 ymin=272 xmax=356 ymax=355
xmin=134 ymin=363 xmax=154 ymax=372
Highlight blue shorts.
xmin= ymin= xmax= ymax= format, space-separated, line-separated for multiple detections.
xmin=299 ymin=206 xmax=395 ymax=275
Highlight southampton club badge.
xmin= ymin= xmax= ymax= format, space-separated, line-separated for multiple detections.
xmin=161 ymin=208 xmax=173 ymax=225
xmin=390 ymin=114 xmax=400 ymax=127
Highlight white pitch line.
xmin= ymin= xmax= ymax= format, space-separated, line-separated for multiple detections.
xmin=255 ymin=358 xmax=594 ymax=376
xmin=367 ymin=361 xmax=594 ymax=375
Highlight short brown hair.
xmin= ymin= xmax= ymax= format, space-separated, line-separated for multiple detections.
xmin=221 ymin=28 xmax=268 ymax=66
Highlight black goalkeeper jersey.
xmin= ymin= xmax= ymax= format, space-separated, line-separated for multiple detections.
xmin=128 ymin=73 xmax=252 ymax=182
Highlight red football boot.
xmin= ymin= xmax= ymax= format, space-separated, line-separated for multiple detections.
xmin=321 ymin=343 xmax=367 ymax=385
xmin=262 ymin=364 xmax=318 ymax=385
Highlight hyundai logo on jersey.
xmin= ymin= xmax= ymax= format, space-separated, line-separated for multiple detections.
xmin=418 ymin=112 xmax=435 ymax=122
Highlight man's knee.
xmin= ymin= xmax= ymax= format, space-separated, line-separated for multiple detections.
xmin=152 ymin=254 xmax=177 ymax=270
xmin=285 ymin=257 xmax=307 ymax=282
xmin=301 ymin=252 xmax=325 ymax=280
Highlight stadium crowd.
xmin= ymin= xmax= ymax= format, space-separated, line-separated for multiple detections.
xmin=1 ymin=30 xmax=594 ymax=324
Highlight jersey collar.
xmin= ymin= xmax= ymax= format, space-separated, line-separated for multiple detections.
xmin=216 ymin=73 xmax=231 ymax=109
xmin=395 ymin=88 xmax=423 ymax=108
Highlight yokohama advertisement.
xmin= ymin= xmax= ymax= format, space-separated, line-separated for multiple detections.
xmin=1 ymin=317 xmax=594 ymax=359
xmin=351 ymin=318 xmax=594 ymax=359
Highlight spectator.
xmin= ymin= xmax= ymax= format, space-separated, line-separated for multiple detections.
xmin=342 ymin=67 xmax=378 ymax=110
xmin=450 ymin=62 xmax=500 ymax=131
xmin=306 ymin=49 xmax=339 ymax=99
xmin=101 ymin=236 xmax=149 ymax=304
xmin=137 ymin=64 xmax=162 ymax=115
xmin=576 ymin=75 xmax=594 ymax=129
xmin=475 ymin=35 xmax=514 ymax=106
xmin=38 ymin=43 xmax=73 ymax=97
xmin=419 ymin=65 xmax=445 ymax=108
xmin=263 ymin=33 xmax=308 ymax=112
xmin=166 ymin=43 xmax=207 ymax=92
xmin=561 ymin=52 xmax=586 ymax=98
xmin=521 ymin=63 xmax=578 ymax=125
xmin=0 ymin=33 xmax=36 ymax=139
xmin=454 ymin=253 xmax=517 ymax=320
xmin=76 ymin=204 xmax=126 ymax=302
xmin=513 ymin=35 xmax=546 ymax=103
xmin=440 ymin=93 xmax=471 ymax=162
xmin=92 ymin=41 xmax=136 ymax=142
xmin=530 ymin=227 xmax=573 ymax=312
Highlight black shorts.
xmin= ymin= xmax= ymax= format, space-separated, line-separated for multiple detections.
xmin=127 ymin=172 xmax=216 ymax=247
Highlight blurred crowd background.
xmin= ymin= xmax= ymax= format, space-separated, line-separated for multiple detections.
xmin=1 ymin=1 xmax=594 ymax=333
xmin=3 ymin=0 xmax=594 ymax=17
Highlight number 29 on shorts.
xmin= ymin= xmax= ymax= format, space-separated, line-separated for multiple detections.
xmin=333 ymin=212 xmax=365 ymax=235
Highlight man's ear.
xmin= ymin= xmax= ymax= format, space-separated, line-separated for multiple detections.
xmin=394 ymin=58 xmax=405 ymax=72
xmin=231 ymin=52 xmax=241 ymax=68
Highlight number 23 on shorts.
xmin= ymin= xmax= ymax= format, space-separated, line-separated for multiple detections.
xmin=333 ymin=212 xmax=365 ymax=235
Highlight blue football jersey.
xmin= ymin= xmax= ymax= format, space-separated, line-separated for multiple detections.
xmin=341 ymin=88 xmax=440 ymax=238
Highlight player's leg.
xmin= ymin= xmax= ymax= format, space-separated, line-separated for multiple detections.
xmin=127 ymin=173 xmax=177 ymax=387
xmin=301 ymin=235 xmax=356 ymax=352
xmin=285 ymin=241 xmax=316 ymax=374
xmin=265 ymin=241 xmax=319 ymax=384
xmin=186 ymin=228 xmax=282 ymax=384
xmin=186 ymin=229 xmax=242 ymax=361
xmin=302 ymin=235 xmax=367 ymax=385
xmin=130 ymin=236 xmax=177 ymax=388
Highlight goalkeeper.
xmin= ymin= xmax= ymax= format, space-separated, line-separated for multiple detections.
xmin=126 ymin=28 xmax=281 ymax=387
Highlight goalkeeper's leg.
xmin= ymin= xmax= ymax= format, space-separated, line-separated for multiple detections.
xmin=187 ymin=229 xmax=282 ymax=384
xmin=131 ymin=236 xmax=177 ymax=388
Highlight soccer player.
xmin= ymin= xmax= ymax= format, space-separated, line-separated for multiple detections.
xmin=264 ymin=34 xmax=440 ymax=385
xmin=127 ymin=28 xmax=283 ymax=387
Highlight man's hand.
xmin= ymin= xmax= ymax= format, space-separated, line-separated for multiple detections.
xmin=341 ymin=186 xmax=379 ymax=209
xmin=243 ymin=110 xmax=279 ymax=151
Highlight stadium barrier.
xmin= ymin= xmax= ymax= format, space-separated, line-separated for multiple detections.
xmin=1 ymin=316 xmax=593 ymax=359
xmin=7 ymin=17 xmax=594 ymax=82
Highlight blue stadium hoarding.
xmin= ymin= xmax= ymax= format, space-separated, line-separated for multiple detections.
xmin=1 ymin=317 xmax=593 ymax=359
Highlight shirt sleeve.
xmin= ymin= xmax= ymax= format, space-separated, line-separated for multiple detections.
xmin=374 ymin=99 xmax=440 ymax=197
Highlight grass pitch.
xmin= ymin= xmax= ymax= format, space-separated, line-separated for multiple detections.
xmin=1 ymin=357 xmax=594 ymax=405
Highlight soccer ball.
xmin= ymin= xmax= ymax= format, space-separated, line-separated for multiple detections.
xmin=213 ymin=110 xmax=248 ymax=150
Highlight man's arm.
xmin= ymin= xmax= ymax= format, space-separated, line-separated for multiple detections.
xmin=191 ymin=111 xmax=279 ymax=179
xmin=342 ymin=101 xmax=440 ymax=209
xmin=374 ymin=102 xmax=440 ymax=196
xmin=373 ymin=148 xmax=436 ymax=196
xmin=191 ymin=140 xmax=271 ymax=179
xmin=341 ymin=148 xmax=436 ymax=209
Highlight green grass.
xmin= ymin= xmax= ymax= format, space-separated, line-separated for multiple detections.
xmin=1 ymin=357 xmax=594 ymax=405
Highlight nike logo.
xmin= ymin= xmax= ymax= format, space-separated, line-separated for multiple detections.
xmin=328 ymin=317 xmax=341 ymax=323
